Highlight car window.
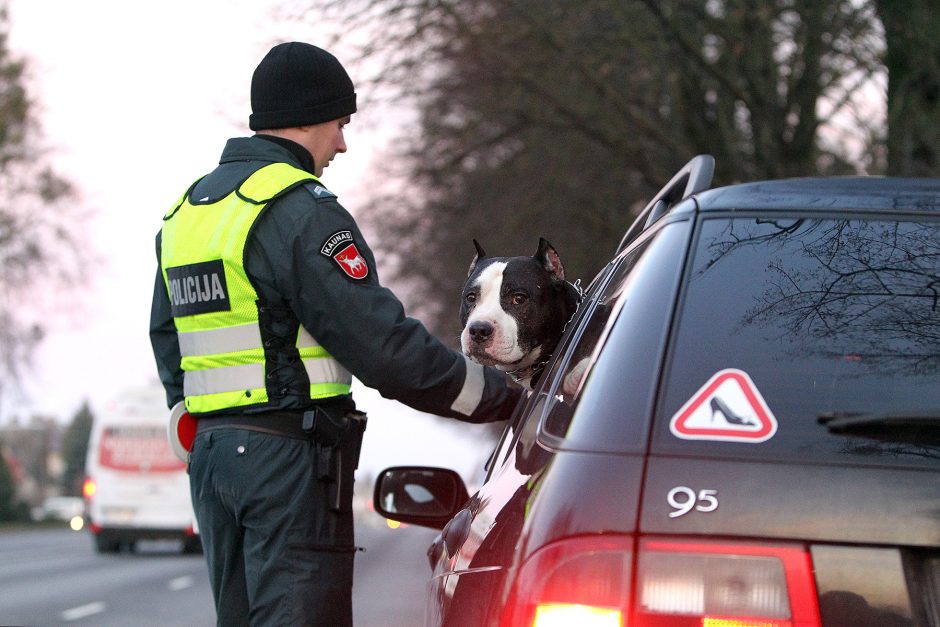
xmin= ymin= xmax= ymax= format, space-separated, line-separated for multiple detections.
xmin=537 ymin=244 xmax=649 ymax=439
xmin=484 ymin=260 xmax=619 ymax=477
xmin=537 ymin=219 xmax=693 ymax=452
xmin=654 ymin=216 xmax=940 ymax=467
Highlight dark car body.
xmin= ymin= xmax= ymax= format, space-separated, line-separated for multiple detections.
xmin=375 ymin=157 xmax=940 ymax=627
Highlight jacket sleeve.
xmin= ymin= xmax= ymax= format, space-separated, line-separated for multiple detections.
xmin=263 ymin=187 xmax=521 ymax=423
xmin=148 ymin=231 xmax=185 ymax=409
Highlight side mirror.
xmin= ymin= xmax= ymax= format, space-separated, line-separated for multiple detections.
xmin=373 ymin=466 xmax=469 ymax=530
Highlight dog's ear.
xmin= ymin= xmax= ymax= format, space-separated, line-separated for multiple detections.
xmin=535 ymin=238 xmax=565 ymax=281
xmin=468 ymin=239 xmax=487 ymax=277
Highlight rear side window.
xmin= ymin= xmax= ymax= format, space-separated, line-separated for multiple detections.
xmin=538 ymin=219 xmax=692 ymax=452
xmin=654 ymin=216 xmax=940 ymax=467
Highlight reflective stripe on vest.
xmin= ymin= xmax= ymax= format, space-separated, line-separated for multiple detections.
xmin=182 ymin=355 xmax=351 ymax=399
xmin=161 ymin=162 xmax=352 ymax=414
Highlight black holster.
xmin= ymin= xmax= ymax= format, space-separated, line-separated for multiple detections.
xmin=303 ymin=407 xmax=368 ymax=512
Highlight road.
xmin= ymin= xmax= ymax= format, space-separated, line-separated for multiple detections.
xmin=0 ymin=513 xmax=438 ymax=626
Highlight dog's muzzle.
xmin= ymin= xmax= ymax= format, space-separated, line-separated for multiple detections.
xmin=467 ymin=320 xmax=494 ymax=345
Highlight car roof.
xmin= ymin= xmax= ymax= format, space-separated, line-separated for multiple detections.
xmin=694 ymin=176 xmax=940 ymax=214
xmin=619 ymin=157 xmax=940 ymax=253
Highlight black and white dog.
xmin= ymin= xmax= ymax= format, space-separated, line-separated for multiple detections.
xmin=460 ymin=238 xmax=581 ymax=388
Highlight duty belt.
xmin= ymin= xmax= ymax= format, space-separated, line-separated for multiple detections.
xmin=195 ymin=408 xmax=366 ymax=443
xmin=196 ymin=411 xmax=315 ymax=440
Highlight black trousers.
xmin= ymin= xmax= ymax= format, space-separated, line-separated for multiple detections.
xmin=189 ymin=428 xmax=356 ymax=626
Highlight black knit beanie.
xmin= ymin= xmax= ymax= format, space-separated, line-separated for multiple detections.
xmin=249 ymin=42 xmax=357 ymax=131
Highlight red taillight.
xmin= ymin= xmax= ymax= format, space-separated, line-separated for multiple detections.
xmin=82 ymin=477 xmax=97 ymax=499
xmin=635 ymin=539 xmax=821 ymax=627
xmin=502 ymin=535 xmax=632 ymax=627
xmin=502 ymin=536 xmax=821 ymax=627
xmin=533 ymin=603 xmax=622 ymax=627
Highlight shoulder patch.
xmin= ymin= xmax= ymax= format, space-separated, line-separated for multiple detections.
xmin=304 ymin=181 xmax=337 ymax=200
xmin=320 ymin=230 xmax=354 ymax=256
xmin=320 ymin=230 xmax=370 ymax=280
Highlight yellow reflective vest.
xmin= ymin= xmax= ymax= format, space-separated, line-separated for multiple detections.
xmin=160 ymin=162 xmax=352 ymax=415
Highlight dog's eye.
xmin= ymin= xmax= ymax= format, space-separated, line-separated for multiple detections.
xmin=465 ymin=293 xmax=477 ymax=304
xmin=511 ymin=293 xmax=528 ymax=306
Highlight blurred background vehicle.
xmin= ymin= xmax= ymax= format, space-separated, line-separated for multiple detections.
xmin=83 ymin=388 xmax=200 ymax=554
xmin=30 ymin=495 xmax=83 ymax=523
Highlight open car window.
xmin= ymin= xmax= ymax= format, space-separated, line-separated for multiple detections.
xmin=483 ymin=256 xmax=621 ymax=478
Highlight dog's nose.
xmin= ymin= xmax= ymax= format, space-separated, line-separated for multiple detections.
xmin=468 ymin=321 xmax=494 ymax=343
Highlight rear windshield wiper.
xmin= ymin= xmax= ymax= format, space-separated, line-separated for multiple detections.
xmin=817 ymin=410 xmax=940 ymax=434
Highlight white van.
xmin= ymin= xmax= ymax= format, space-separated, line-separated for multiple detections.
xmin=83 ymin=387 xmax=200 ymax=553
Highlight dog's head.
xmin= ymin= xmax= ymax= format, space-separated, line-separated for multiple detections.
xmin=460 ymin=238 xmax=580 ymax=385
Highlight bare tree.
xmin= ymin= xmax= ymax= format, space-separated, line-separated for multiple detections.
xmin=0 ymin=7 xmax=83 ymax=399
xmin=288 ymin=0 xmax=886 ymax=340
xmin=876 ymin=0 xmax=940 ymax=176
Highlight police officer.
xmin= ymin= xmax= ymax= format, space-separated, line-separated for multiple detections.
xmin=149 ymin=42 xmax=521 ymax=626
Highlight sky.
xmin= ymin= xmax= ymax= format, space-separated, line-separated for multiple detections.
xmin=4 ymin=0 xmax=494 ymax=479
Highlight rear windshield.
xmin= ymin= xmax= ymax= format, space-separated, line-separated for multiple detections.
xmin=653 ymin=216 xmax=940 ymax=467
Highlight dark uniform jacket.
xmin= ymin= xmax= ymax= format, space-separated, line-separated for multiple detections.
xmin=150 ymin=135 xmax=520 ymax=423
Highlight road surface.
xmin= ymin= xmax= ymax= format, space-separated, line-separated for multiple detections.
xmin=0 ymin=514 xmax=437 ymax=626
